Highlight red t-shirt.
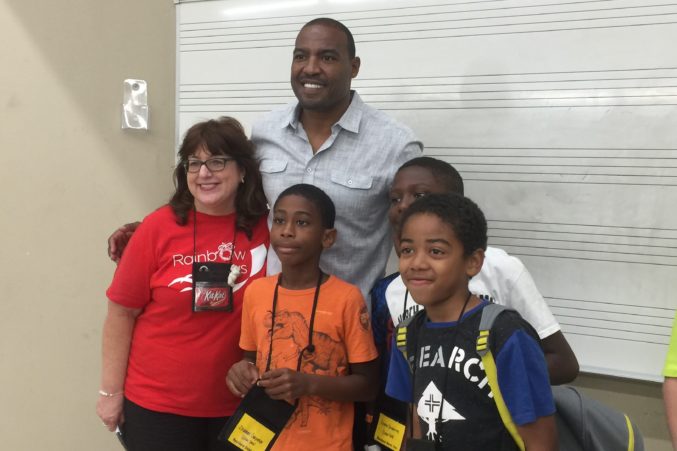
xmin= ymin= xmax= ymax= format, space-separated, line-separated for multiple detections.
xmin=107 ymin=206 xmax=269 ymax=417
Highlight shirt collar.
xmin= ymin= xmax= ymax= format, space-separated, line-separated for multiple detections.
xmin=284 ymin=90 xmax=363 ymax=133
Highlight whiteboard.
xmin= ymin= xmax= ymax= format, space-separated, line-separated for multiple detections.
xmin=176 ymin=0 xmax=677 ymax=381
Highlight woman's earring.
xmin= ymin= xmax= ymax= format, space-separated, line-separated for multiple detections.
xmin=240 ymin=175 xmax=245 ymax=184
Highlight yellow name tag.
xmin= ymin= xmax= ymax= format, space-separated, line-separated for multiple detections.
xmin=374 ymin=413 xmax=406 ymax=451
xmin=227 ymin=413 xmax=276 ymax=451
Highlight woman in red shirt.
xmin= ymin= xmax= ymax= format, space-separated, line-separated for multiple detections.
xmin=96 ymin=117 xmax=269 ymax=451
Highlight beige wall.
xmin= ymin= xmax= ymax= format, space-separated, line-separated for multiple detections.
xmin=0 ymin=1 xmax=671 ymax=450
xmin=0 ymin=1 xmax=175 ymax=450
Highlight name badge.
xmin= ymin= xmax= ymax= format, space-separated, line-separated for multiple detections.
xmin=192 ymin=262 xmax=233 ymax=312
xmin=374 ymin=413 xmax=406 ymax=451
xmin=218 ymin=385 xmax=295 ymax=451
xmin=227 ymin=413 xmax=275 ymax=451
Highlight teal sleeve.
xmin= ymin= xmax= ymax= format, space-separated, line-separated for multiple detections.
xmin=664 ymin=312 xmax=677 ymax=377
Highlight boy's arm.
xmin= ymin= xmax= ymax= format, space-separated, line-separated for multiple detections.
xmin=259 ymin=359 xmax=379 ymax=402
xmin=410 ymin=408 xmax=422 ymax=439
xmin=516 ymin=415 xmax=558 ymax=451
xmin=107 ymin=222 xmax=141 ymax=263
xmin=508 ymin=266 xmax=579 ymax=384
xmin=495 ymin=325 xmax=556 ymax=446
xmin=541 ymin=331 xmax=579 ymax=385
xmin=226 ymin=351 xmax=259 ymax=398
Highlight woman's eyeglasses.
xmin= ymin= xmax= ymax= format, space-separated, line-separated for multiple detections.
xmin=184 ymin=157 xmax=234 ymax=173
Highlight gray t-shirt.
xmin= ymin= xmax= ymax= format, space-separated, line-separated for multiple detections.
xmin=252 ymin=92 xmax=422 ymax=301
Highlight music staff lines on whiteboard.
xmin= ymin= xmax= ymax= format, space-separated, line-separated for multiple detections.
xmin=489 ymin=234 xmax=677 ymax=251
xmin=495 ymin=242 xmax=677 ymax=259
xmin=547 ymin=296 xmax=673 ymax=316
xmin=178 ymin=0 xmax=538 ymax=27
xmin=178 ymin=85 xmax=677 ymax=97
xmin=558 ymin=330 xmax=667 ymax=345
xmin=463 ymin=169 xmax=677 ymax=177
xmin=177 ymin=1 xmax=677 ymax=35
xmin=178 ymin=0 xmax=677 ymax=52
xmin=359 ymin=75 xmax=677 ymax=86
xmin=178 ymin=67 xmax=677 ymax=94
xmin=557 ymin=315 xmax=670 ymax=333
xmin=179 ymin=66 xmax=677 ymax=112
xmin=180 ymin=86 xmax=677 ymax=97
xmin=488 ymin=219 xmax=677 ymax=234
xmin=431 ymin=148 xmax=677 ymax=159
xmin=179 ymin=7 xmax=677 ymax=38
xmin=463 ymin=177 xmax=677 ymax=186
xmin=498 ymin=249 xmax=677 ymax=267
xmin=178 ymin=1 xmax=669 ymax=31
xmin=179 ymin=97 xmax=677 ymax=111
xmin=557 ymin=320 xmax=672 ymax=339
xmin=490 ymin=228 xmax=677 ymax=243
xmin=558 ymin=322 xmax=670 ymax=345
xmin=179 ymin=23 xmax=677 ymax=52
xmin=553 ymin=307 xmax=672 ymax=326
xmin=180 ymin=66 xmax=677 ymax=86
xmin=491 ymin=229 xmax=677 ymax=243
xmin=460 ymin=162 xmax=677 ymax=168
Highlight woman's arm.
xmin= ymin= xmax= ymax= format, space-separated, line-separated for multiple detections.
xmin=96 ymin=301 xmax=141 ymax=431
xmin=517 ymin=415 xmax=558 ymax=451
xmin=259 ymin=359 xmax=379 ymax=402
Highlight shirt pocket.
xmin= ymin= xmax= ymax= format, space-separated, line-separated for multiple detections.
xmin=259 ymin=159 xmax=288 ymax=174
xmin=329 ymin=171 xmax=373 ymax=190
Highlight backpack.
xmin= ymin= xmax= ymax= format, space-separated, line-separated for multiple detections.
xmin=396 ymin=303 xmax=645 ymax=451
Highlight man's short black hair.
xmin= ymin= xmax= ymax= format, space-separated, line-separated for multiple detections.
xmin=400 ymin=193 xmax=487 ymax=256
xmin=399 ymin=157 xmax=464 ymax=195
xmin=275 ymin=184 xmax=336 ymax=229
xmin=302 ymin=17 xmax=356 ymax=58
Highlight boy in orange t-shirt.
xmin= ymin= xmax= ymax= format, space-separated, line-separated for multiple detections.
xmin=227 ymin=184 xmax=379 ymax=451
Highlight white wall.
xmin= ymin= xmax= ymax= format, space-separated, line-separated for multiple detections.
xmin=0 ymin=1 xmax=174 ymax=449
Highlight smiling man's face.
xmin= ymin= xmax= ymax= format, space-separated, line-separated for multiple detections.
xmin=290 ymin=23 xmax=360 ymax=115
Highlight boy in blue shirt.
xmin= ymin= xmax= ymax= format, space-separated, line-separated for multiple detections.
xmin=386 ymin=194 xmax=557 ymax=450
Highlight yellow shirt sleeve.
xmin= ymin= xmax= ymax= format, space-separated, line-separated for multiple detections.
xmin=664 ymin=312 xmax=677 ymax=377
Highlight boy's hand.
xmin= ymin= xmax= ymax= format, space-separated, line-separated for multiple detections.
xmin=227 ymin=360 xmax=259 ymax=398
xmin=107 ymin=222 xmax=140 ymax=263
xmin=259 ymin=368 xmax=311 ymax=401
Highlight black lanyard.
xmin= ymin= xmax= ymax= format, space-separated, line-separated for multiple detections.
xmin=402 ymin=289 xmax=410 ymax=320
xmin=410 ymin=291 xmax=473 ymax=444
xmin=265 ymin=271 xmax=323 ymax=373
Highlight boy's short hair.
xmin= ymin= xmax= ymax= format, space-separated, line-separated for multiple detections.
xmin=275 ymin=184 xmax=336 ymax=229
xmin=400 ymin=193 xmax=487 ymax=256
xmin=399 ymin=157 xmax=464 ymax=195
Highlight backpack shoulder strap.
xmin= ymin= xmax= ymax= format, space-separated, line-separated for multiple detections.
xmin=395 ymin=314 xmax=417 ymax=372
xmin=476 ymin=304 xmax=525 ymax=451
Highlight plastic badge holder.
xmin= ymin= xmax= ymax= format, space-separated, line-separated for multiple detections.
xmin=192 ymin=262 xmax=234 ymax=312
xmin=218 ymin=385 xmax=296 ymax=451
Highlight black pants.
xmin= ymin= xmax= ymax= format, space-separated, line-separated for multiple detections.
xmin=120 ymin=398 xmax=230 ymax=451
